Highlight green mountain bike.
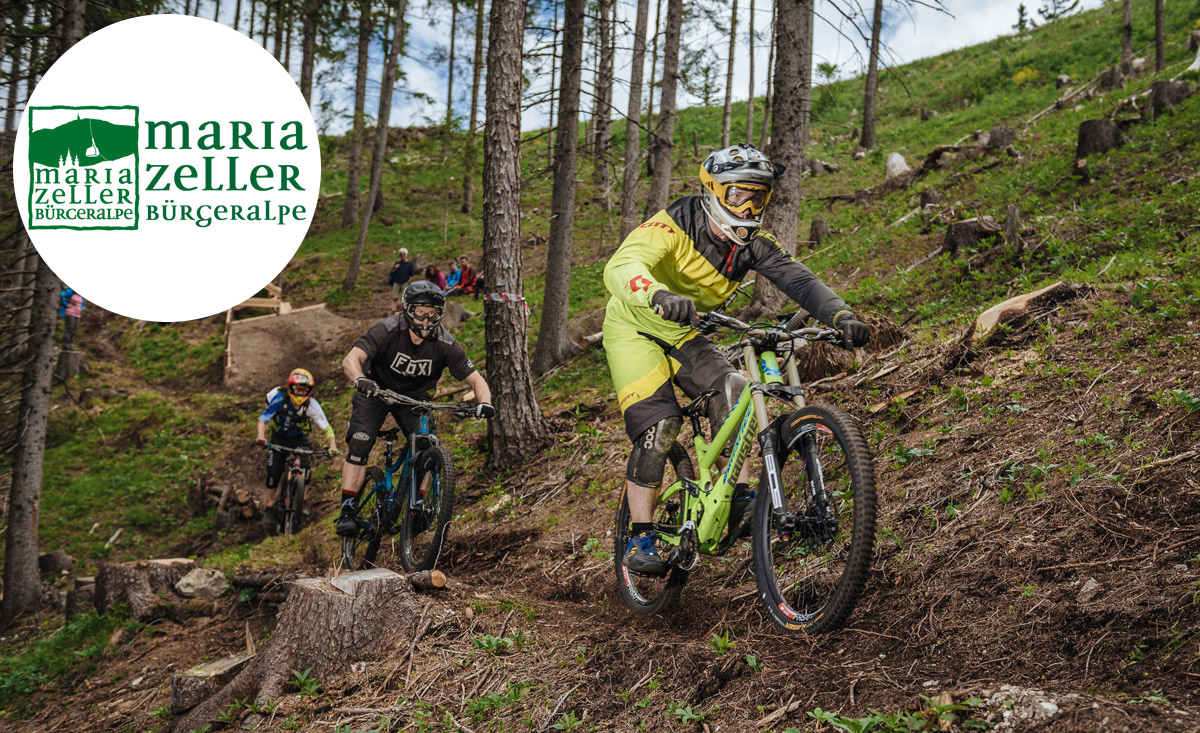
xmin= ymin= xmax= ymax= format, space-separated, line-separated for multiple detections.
xmin=614 ymin=311 xmax=877 ymax=634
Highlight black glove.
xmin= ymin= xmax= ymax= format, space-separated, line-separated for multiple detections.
xmin=475 ymin=402 xmax=495 ymax=419
xmin=355 ymin=377 xmax=379 ymax=396
xmin=835 ymin=315 xmax=871 ymax=350
xmin=651 ymin=290 xmax=697 ymax=325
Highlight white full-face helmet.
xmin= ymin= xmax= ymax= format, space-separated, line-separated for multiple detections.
xmin=699 ymin=143 xmax=784 ymax=246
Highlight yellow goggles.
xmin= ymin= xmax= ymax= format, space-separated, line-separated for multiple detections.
xmin=723 ymin=184 xmax=770 ymax=216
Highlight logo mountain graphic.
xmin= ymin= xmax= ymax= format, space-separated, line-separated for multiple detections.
xmin=29 ymin=115 xmax=137 ymax=168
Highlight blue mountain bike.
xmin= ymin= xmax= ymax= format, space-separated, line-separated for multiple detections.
xmin=340 ymin=388 xmax=476 ymax=571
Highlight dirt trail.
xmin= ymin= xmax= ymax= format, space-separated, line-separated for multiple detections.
xmin=12 ymin=285 xmax=1200 ymax=733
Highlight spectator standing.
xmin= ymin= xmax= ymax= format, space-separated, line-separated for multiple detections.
xmin=388 ymin=247 xmax=416 ymax=300
xmin=59 ymin=287 xmax=85 ymax=350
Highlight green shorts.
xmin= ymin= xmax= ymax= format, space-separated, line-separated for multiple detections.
xmin=603 ymin=311 xmax=735 ymax=441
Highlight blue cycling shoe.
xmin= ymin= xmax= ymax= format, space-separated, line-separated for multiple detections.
xmin=624 ymin=532 xmax=668 ymax=576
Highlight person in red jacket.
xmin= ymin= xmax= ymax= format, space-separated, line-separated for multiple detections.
xmin=447 ymin=256 xmax=479 ymax=297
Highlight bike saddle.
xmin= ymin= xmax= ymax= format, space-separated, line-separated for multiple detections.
xmin=681 ymin=391 xmax=716 ymax=417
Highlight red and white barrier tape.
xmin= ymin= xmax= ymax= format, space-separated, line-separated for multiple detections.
xmin=483 ymin=292 xmax=531 ymax=313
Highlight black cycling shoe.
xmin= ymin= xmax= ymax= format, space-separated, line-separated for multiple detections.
xmin=624 ymin=532 xmax=669 ymax=576
xmin=335 ymin=503 xmax=359 ymax=537
xmin=728 ymin=486 xmax=756 ymax=540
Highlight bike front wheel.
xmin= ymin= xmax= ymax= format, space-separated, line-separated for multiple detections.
xmin=341 ymin=467 xmax=384 ymax=570
xmin=282 ymin=472 xmax=305 ymax=536
xmin=614 ymin=442 xmax=694 ymax=615
xmin=752 ymin=404 xmax=876 ymax=634
xmin=399 ymin=445 xmax=456 ymax=571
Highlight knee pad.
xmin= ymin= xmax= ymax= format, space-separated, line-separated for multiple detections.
xmin=346 ymin=430 xmax=376 ymax=466
xmin=626 ymin=417 xmax=683 ymax=489
xmin=706 ymin=371 xmax=748 ymax=443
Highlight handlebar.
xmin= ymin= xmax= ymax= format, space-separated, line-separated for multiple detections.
xmin=694 ymin=311 xmax=842 ymax=346
xmin=263 ymin=443 xmax=332 ymax=457
xmin=368 ymin=387 xmax=479 ymax=419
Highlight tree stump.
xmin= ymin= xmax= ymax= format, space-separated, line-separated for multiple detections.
xmin=1056 ymin=74 xmax=1072 ymax=89
xmin=984 ymin=125 xmax=1017 ymax=151
xmin=919 ymin=189 xmax=943 ymax=208
xmin=38 ymin=550 xmax=75 ymax=576
xmin=54 ymin=350 xmax=89 ymax=381
xmin=920 ymin=108 xmax=936 ymax=121
xmin=172 ymin=569 xmax=422 ymax=732
xmin=1075 ymin=120 xmax=1121 ymax=159
xmin=1141 ymin=81 xmax=1195 ymax=122
xmin=1189 ymin=29 xmax=1200 ymax=53
xmin=95 ymin=558 xmax=196 ymax=621
xmin=944 ymin=217 xmax=1003 ymax=258
xmin=65 ymin=576 xmax=95 ymax=618
xmin=809 ymin=220 xmax=832 ymax=249
xmin=442 ymin=301 xmax=478 ymax=331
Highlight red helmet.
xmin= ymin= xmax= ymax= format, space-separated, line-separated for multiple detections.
xmin=286 ymin=368 xmax=314 ymax=407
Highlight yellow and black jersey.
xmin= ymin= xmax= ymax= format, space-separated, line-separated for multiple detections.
xmin=603 ymin=195 xmax=851 ymax=341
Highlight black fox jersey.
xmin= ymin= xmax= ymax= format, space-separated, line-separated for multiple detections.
xmin=353 ymin=313 xmax=477 ymax=398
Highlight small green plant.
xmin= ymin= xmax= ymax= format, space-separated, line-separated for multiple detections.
xmin=150 ymin=704 xmax=172 ymax=720
xmin=709 ymin=631 xmax=737 ymax=656
xmin=289 ymin=667 xmax=321 ymax=697
xmin=668 ymin=701 xmax=712 ymax=724
xmin=472 ymin=633 xmax=525 ymax=654
xmin=744 ymin=654 xmax=762 ymax=673
xmin=551 ymin=711 xmax=583 ymax=731
xmin=890 ymin=445 xmax=934 ymax=467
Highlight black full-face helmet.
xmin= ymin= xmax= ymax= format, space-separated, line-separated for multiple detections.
xmin=402 ymin=280 xmax=446 ymax=339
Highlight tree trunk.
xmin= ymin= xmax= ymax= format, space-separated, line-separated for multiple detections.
xmin=213 ymin=0 xmax=221 ymax=21
xmin=442 ymin=0 xmax=458 ymax=165
xmin=343 ymin=0 xmax=372 ymax=228
xmin=25 ymin=7 xmax=43 ymax=110
xmin=234 ymin=0 xmax=242 ymax=30
xmin=1120 ymin=0 xmax=1132 ymax=67
xmin=747 ymin=0 xmax=810 ymax=319
xmin=721 ymin=0 xmax=738 ymax=147
xmin=1154 ymin=0 xmax=1165 ymax=72
xmin=261 ymin=0 xmax=269 ymax=49
xmin=860 ymin=0 xmax=883 ymax=150
xmin=798 ymin=0 xmax=812 ymax=147
xmin=532 ymin=0 xmax=585 ymax=375
xmin=618 ymin=0 xmax=651 ymax=239
xmin=746 ymin=0 xmax=755 ymax=142
xmin=342 ymin=0 xmax=408 ymax=293
xmin=248 ymin=0 xmax=255 ymax=36
xmin=1 ymin=254 xmax=59 ymax=625
xmin=284 ymin=4 xmax=293 ymax=70
xmin=759 ymin=2 xmax=774 ymax=148
xmin=645 ymin=0 xmax=663 ymax=172
xmin=547 ymin=0 xmax=559 ymax=169
xmin=5 ymin=26 xmax=22 ymax=134
xmin=483 ymin=0 xmax=550 ymax=468
xmin=646 ymin=0 xmax=682 ymax=214
xmin=462 ymin=0 xmax=484 ymax=214
xmin=2 ymin=0 xmax=83 ymax=628
xmin=174 ymin=571 xmax=424 ymax=732
xmin=8 ymin=233 xmax=35 ymax=359
xmin=272 ymin=0 xmax=283 ymax=61
xmin=592 ymin=0 xmax=614 ymax=205
xmin=299 ymin=0 xmax=318 ymax=105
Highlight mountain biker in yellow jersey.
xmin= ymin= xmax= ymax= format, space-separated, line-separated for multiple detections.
xmin=255 ymin=368 xmax=341 ymax=527
xmin=602 ymin=143 xmax=872 ymax=576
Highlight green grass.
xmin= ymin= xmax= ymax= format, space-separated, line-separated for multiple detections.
xmin=0 ymin=609 xmax=133 ymax=718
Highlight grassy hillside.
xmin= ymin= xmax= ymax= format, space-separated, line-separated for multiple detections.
xmin=4 ymin=1 xmax=1200 ymax=729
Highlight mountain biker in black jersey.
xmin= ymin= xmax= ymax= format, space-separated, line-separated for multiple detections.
xmin=601 ymin=143 xmax=872 ymax=576
xmin=335 ymin=280 xmax=495 ymax=536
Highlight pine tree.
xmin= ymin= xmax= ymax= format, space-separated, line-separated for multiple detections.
xmin=1037 ymin=0 xmax=1079 ymax=23
xmin=1013 ymin=3 xmax=1033 ymax=33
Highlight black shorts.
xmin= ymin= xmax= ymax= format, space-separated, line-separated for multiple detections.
xmin=345 ymin=391 xmax=432 ymax=463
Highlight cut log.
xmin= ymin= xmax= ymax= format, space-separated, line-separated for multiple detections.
xmin=1075 ymin=120 xmax=1121 ymax=159
xmin=235 ymin=489 xmax=252 ymax=504
xmin=884 ymin=152 xmax=912 ymax=180
xmin=171 ymin=654 xmax=256 ymax=713
xmin=175 ymin=568 xmax=229 ymax=599
xmin=1141 ymin=81 xmax=1195 ymax=122
xmin=485 ymin=493 xmax=514 ymax=520
xmin=972 ymin=281 xmax=1081 ymax=342
xmin=95 ymin=558 xmax=196 ymax=621
xmin=809 ymin=220 xmax=832 ymax=249
xmin=240 ymin=505 xmax=256 ymax=520
xmin=173 ymin=570 xmax=423 ymax=732
xmin=233 ymin=572 xmax=296 ymax=589
xmin=944 ymin=217 xmax=1003 ymax=258
xmin=55 ymin=350 xmax=90 ymax=380
xmin=406 ymin=570 xmax=447 ymax=590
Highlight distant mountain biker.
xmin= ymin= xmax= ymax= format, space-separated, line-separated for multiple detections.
xmin=336 ymin=280 xmax=494 ymax=536
xmin=601 ymin=143 xmax=871 ymax=576
xmin=255 ymin=368 xmax=341 ymax=528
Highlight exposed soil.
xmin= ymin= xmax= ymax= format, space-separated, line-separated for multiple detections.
xmin=10 ymin=285 xmax=1200 ymax=733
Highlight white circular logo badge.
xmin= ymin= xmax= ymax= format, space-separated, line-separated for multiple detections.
xmin=14 ymin=15 xmax=321 ymax=321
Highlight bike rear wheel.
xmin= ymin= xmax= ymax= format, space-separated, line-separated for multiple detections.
xmin=752 ymin=404 xmax=876 ymax=634
xmin=399 ymin=445 xmax=456 ymax=571
xmin=614 ymin=442 xmax=694 ymax=615
xmin=282 ymin=472 xmax=305 ymax=536
xmin=341 ymin=467 xmax=384 ymax=570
